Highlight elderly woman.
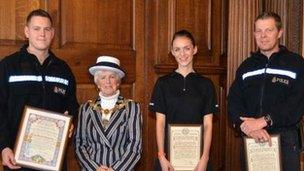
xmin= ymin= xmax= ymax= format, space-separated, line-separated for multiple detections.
xmin=75 ymin=56 xmax=142 ymax=171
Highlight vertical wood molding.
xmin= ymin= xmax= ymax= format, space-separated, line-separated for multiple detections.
xmin=264 ymin=0 xmax=288 ymax=47
xmin=133 ymin=0 xmax=146 ymax=170
xmin=284 ymin=0 xmax=302 ymax=53
xmin=226 ymin=0 xmax=262 ymax=170
xmin=264 ymin=0 xmax=302 ymax=54
xmin=207 ymin=0 xmax=211 ymax=50
xmin=227 ymin=0 xmax=261 ymax=87
xmin=168 ymin=0 xmax=175 ymax=52
xmin=47 ymin=0 xmax=60 ymax=49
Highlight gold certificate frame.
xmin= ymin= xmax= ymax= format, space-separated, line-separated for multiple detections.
xmin=14 ymin=106 xmax=72 ymax=171
xmin=244 ymin=135 xmax=282 ymax=171
xmin=168 ymin=124 xmax=203 ymax=171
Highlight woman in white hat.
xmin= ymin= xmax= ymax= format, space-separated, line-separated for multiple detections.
xmin=75 ymin=56 xmax=142 ymax=171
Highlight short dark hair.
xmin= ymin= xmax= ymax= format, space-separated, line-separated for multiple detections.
xmin=171 ymin=29 xmax=196 ymax=47
xmin=255 ymin=12 xmax=282 ymax=30
xmin=26 ymin=9 xmax=53 ymax=26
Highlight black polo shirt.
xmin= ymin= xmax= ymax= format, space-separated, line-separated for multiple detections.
xmin=149 ymin=71 xmax=218 ymax=124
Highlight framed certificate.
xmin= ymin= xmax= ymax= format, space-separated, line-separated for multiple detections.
xmin=14 ymin=106 xmax=72 ymax=171
xmin=244 ymin=135 xmax=282 ymax=171
xmin=168 ymin=124 xmax=203 ymax=171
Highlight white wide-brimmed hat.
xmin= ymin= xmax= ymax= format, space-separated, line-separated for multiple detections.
xmin=89 ymin=56 xmax=125 ymax=78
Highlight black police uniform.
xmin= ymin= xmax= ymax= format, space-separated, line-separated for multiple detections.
xmin=228 ymin=45 xmax=304 ymax=171
xmin=0 ymin=44 xmax=79 ymax=171
xmin=149 ymin=71 xmax=218 ymax=171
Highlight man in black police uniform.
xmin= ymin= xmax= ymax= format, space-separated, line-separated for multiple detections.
xmin=0 ymin=9 xmax=79 ymax=171
xmin=228 ymin=12 xmax=304 ymax=171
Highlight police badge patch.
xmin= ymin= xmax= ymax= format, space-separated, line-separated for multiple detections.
xmin=53 ymin=86 xmax=66 ymax=95
xmin=272 ymin=76 xmax=289 ymax=85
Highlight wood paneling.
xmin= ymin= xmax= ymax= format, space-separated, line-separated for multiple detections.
xmin=264 ymin=0 xmax=288 ymax=46
xmin=226 ymin=1 xmax=262 ymax=171
xmin=155 ymin=0 xmax=220 ymax=66
xmin=62 ymin=0 xmax=132 ymax=47
xmin=264 ymin=0 xmax=303 ymax=54
xmin=0 ymin=1 xmax=15 ymax=40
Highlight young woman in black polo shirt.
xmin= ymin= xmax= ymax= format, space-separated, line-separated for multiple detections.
xmin=150 ymin=29 xmax=218 ymax=171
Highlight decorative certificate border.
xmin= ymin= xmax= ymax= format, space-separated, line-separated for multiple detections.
xmin=168 ymin=124 xmax=203 ymax=171
xmin=14 ymin=106 xmax=72 ymax=171
xmin=244 ymin=134 xmax=282 ymax=171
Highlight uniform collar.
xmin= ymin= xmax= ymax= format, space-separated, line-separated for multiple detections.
xmin=20 ymin=44 xmax=57 ymax=65
xmin=171 ymin=71 xmax=198 ymax=78
xmin=251 ymin=45 xmax=288 ymax=59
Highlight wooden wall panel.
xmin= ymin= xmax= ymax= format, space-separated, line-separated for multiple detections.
xmin=156 ymin=0 xmax=218 ymax=67
xmin=53 ymin=48 xmax=136 ymax=84
xmin=226 ymin=0 xmax=262 ymax=171
xmin=264 ymin=0 xmax=302 ymax=54
xmin=0 ymin=0 xmax=137 ymax=94
xmin=0 ymin=1 xmax=15 ymax=40
xmin=62 ymin=0 xmax=132 ymax=47
xmin=264 ymin=0 xmax=288 ymax=46
xmin=0 ymin=0 xmax=44 ymax=42
xmin=175 ymin=0 xmax=211 ymax=58
xmin=227 ymin=0 xmax=261 ymax=86
xmin=60 ymin=0 xmax=136 ymax=84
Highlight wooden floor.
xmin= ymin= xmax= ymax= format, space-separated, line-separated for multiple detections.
xmin=1 ymin=157 xmax=304 ymax=171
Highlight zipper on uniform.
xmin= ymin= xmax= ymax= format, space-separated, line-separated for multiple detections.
xmin=183 ymin=77 xmax=186 ymax=91
xmin=259 ymin=61 xmax=270 ymax=115
xmin=42 ymin=59 xmax=53 ymax=107
xmin=36 ymin=61 xmax=47 ymax=108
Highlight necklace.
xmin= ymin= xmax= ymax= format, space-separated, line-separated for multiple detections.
xmin=91 ymin=99 xmax=128 ymax=115
xmin=99 ymin=104 xmax=120 ymax=115
xmin=89 ymin=99 xmax=131 ymax=128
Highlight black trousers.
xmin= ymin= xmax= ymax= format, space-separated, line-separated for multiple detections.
xmin=240 ymin=129 xmax=301 ymax=171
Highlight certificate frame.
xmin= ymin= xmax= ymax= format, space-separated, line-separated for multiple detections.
xmin=244 ymin=134 xmax=282 ymax=171
xmin=168 ymin=124 xmax=203 ymax=171
xmin=14 ymin=106 xmax=72 ymax=171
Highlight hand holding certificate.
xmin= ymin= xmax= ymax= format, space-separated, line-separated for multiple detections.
xmin=244 ymin=135 xmax=281 ymax=171
xmin=168 ymin=124 xmax=203 ymax=171
xmin=14 ymin=106 xmax=72 ymax=171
